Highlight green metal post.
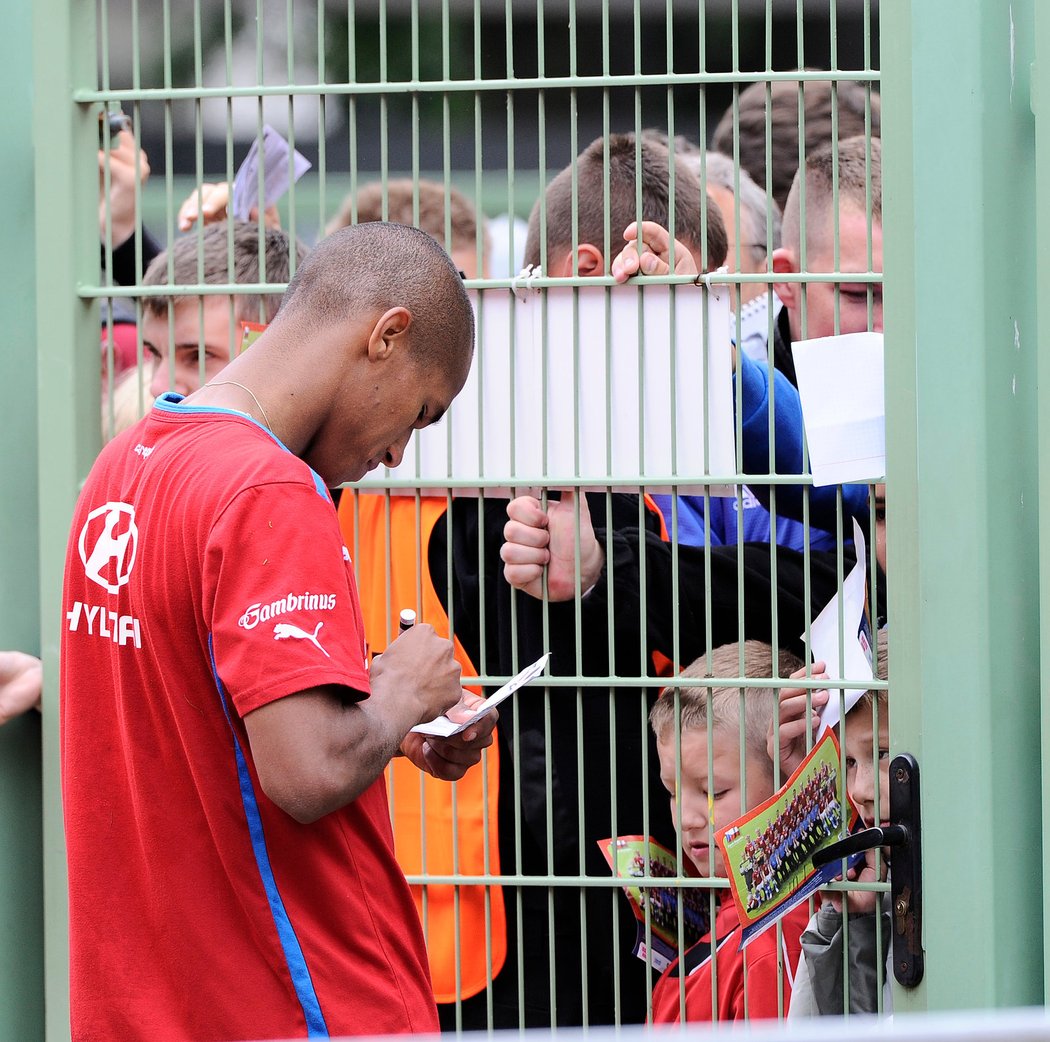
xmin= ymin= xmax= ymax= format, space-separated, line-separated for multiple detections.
xmin=33 ymin=0 xmax=101 ymax=1037
xmin=883 ymin=0 xmax=1042 ymax=1011
xmin=0 ymin=1 xmax=44 ymax=1038
xmin=1036 ymin=0 xmax=1050 ymax=1007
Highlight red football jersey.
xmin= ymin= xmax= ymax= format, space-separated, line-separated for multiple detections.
xmin=61 ymin=399 xmax=437 ymax=1042
xmin=650 ymin=897 xmax=809 ymax=1023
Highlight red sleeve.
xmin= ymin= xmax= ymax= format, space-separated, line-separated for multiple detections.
xmin=203 ymin=480 xmax=372 ymax=717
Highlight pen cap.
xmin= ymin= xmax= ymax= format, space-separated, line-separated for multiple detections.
xmin=399 ymin=608 xmax=417 ymax=631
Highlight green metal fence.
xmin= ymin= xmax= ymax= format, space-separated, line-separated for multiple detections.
xmin=4 ymin=0 xmax=1048 ymax=1039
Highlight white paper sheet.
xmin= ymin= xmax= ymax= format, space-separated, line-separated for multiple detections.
xmin=230 ymin=125 xmax=312 ymax=222
xmin=803 ymin=517 xmax=876 ymax=732
xmin=791 ymin=331 xmax=885 ymax=487
xmin=411 ymin=653 xmax=550 ymax=738
xmin=360 ymin=283 xmax=736 ymax=494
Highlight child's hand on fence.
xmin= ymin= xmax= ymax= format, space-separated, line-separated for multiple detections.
xmin=766 ymin=661 xmax=829 ymax=780
xmin=611 ymin=221 xmax=699 ymax=283
xmin=823 ymin=847 xmax=885 ymax=917
xmin=0 ymin=651 xmax=42 ymax=726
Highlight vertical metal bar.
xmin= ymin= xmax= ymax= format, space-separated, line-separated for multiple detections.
xmin=284 ymin=0 xmax=297 ymax=264
xmin=1034 ymin=0 xmax=1050 ymax=1007
xmin=316 ymin=0 xmax=326 ymax=236
xmin=347 ymin=0 xmax=358 ymax=216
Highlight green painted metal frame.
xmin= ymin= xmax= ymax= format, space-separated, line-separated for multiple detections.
xmin=32 ymin=0 xmax=102 ymax=1038
xmin=0 ymin=3 xmax=44 ymax=1038
xmin=26 ymin=0 xmax=1050 ymax=1029
xmin=1037 ymin=0 xmax=1050 ymax=1010
xmin=882 ymin=0 xmax=1042 ymax=1012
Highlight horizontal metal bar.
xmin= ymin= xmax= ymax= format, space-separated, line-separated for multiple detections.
xmin=76 ymin=67 xmax=881 ymax=103
xmin=425 ymin=674 xmax=889 ymax=690
xmin=80 ymin=270 xmax=881 ymax=299
xmin=341 ymin=473 xmax=884 ymax=487
xmin=402 ymin=873 xmax=731 ymax=888
xmin=403 ymin=872 xmax=891 ymax=890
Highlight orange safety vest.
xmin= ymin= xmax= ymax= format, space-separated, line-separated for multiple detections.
xmin=338 ymin=492 xmax=506 ymax=1003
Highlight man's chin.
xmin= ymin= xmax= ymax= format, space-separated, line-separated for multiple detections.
xmin=343 ymin=458 xmax=379 ymax=484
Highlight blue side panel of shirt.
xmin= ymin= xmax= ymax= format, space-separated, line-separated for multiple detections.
xmin=651 ymin=492 xmax=842 ymax=553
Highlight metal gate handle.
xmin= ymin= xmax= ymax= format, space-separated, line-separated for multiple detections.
xmin=808 ymin=754 xmax=924 ymax=988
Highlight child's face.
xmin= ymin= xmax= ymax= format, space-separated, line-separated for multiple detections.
xmin=844 ymin=701 xmax=891 ymax=828
xmin=656 ymin=725 xmax=775 ymax=877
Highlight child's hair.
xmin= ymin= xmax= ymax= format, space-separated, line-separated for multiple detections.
xmin=781 ymin=135 xmax=881 ymax=260
xmin=326 ymin=178 xmax=489 ymax=266
xmin=523 ymin=131 xmax=727 ymax=271
xmin=141 ymin=220 xmax=306 ymax=325
xmin=859 ymin=627 xmax=889 ymax=710
xmin=650 ymin=641 xmax=803 ymax=759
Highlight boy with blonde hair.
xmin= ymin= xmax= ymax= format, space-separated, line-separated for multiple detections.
xmin=648 ymin=641 xmax=812 ymax=1023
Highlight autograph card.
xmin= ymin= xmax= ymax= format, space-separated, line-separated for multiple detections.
xmin=230 ymin=124 xmax=311 ymax=221
xmin=597 ymin=835 xmax=709 ymax=972
xmin=715 ymin=731 xmax=862 ymax=947
xmin=411 ymin=653 xmax=549 ymax=737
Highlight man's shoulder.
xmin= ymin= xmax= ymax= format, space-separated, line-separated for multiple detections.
xmin=149 ymin=408 xmax=320 ymax=497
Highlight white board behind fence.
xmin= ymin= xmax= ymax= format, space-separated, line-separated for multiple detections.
xmin=355 ymin=282 xmax=735 ymax=494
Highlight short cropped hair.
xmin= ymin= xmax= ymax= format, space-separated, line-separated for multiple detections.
xmin=859 ymin=628 xmax=889 ymax=711
xmin=326 ymin=178 xmax=489 ymax=267
xmin=275 ymin=222 xmax=474 ymax=374
xmin=698 ymin=151 xmax=783 ymax=264
xmin=524 ymin=132 xmax=727 ymax=271
xmin=141 ymin=221 xmax=305 ymax=324
xmin=650 ymin=641 xmax=803 ymax=760
xmin=781 ymin=135 xmax=881 ymax=259
xmin=712 ymin=78 xmax=880 ymax=210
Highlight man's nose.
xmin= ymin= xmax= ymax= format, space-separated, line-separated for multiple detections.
xmin=384 ymin=432 xmax=413 ymax=470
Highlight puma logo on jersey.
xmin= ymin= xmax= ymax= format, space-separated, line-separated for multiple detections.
xmin=273 ymin=621 xmax=330 ymax=658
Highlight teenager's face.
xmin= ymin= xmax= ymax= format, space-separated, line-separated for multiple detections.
xmin=657 ymin=725 xmax=775 ymax=877
xmin=787 ymin=205 xmax=883 ymax=343
xmin=144 ymin=297 xmax=242 ymax=399
xmin=844 ymin=700 xmax=891 ymax=828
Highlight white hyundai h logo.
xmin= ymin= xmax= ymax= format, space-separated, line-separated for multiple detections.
xmin=78 ymin=502 xmax=139 ymax=594
xmin=273 ymin=621 xmax=330 ymax=658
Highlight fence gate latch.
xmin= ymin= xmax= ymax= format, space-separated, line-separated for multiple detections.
xmin=810 ymin=753 xmax=924 ymax=988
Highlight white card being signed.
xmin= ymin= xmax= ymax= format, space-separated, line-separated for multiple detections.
xmin=803 ymin=517 xmax=875 ymax=733
xmin=411 ymin=653 xmax=550 ymax=738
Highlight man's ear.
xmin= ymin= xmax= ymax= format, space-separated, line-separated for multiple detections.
xmin=771 ymin=247 xmax=800 ymax=311
xmin=367 ymin=307 xmax=412 ymax=361
xmin=548 ymin=243 xmax=606 ymax=278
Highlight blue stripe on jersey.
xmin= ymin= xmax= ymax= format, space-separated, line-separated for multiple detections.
xmin=207 ymin=635 xmax=330 ymax=1039
xmin=154 ymin=394 xmax=332 ymax=501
